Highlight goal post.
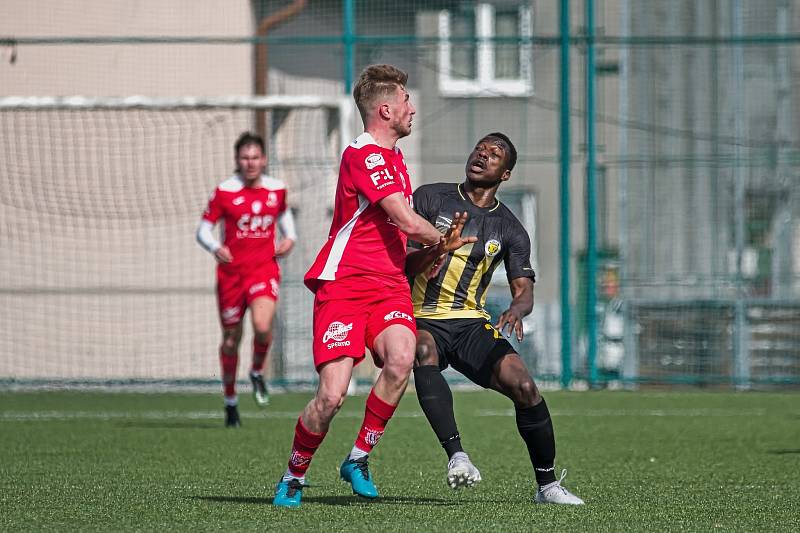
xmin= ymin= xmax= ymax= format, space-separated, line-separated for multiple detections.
xmin=0 ymin=94 xmax=354 ymax=388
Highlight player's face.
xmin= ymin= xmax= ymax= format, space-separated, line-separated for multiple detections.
xmin=389 ymin=85 xmax=415 ymax=138
xmin=237 ymin=143 xmax=267 ymax=183
xmin=465 ymin=137 xmax=511 ymax=186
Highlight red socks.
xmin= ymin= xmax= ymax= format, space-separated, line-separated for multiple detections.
xmin=287 ymin=418 xmax=326 ymax=478
xmin=251 ymin=338 xmax=270 ymax=373
xmin=219 ymin=349 xmax=238 ymax=398
xmin=353 ymin=389 xmax=397 ymax=455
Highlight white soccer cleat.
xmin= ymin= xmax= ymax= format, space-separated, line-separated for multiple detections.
xmin=447 ymin=452 xmax=482 ymax=489
xmin=534 ymin=469 xmax=584 ymax=505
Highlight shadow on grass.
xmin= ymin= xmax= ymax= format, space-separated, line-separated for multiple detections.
xmin=766 ymin=448 xmax=800 ymax=455
xmin=114 ymin=421 xmax=221 ymax=430
xmin=193 ymin=494 xmax=457 ymax=506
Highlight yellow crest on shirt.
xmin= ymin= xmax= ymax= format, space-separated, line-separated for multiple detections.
xmin=485 ymin=239 xmax=501 ymax=257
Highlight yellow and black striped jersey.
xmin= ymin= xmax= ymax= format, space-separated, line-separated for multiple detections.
xmin=409 ymin=182 xmax=536 ymax=320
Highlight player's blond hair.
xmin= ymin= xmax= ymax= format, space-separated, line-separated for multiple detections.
xmin=352 ymin=64 xmax=409 ymax=122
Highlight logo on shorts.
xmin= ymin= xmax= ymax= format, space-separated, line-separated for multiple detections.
xmin=365 ymin=152 xmax=386 ymax=170
xmin=249 ymin=282 xmax=267 ymax=295
xmin=270 ymin=278 xmax=279 ymax=297
xmin=364 ymin=427 xmax=384 ymax=446
xmin=221 ymin=306 xmax=241 ymax=321
xmin=384 ymin=310 xmax=412 ymax=322
xmin=485 ymin=239 xmax=501 ymax=257
xmin=322 ymin=321 xmax=353 ymax=344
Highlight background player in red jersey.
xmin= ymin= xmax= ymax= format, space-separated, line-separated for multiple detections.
xmin=272 ymin=65 xmax=474 ymax=508
xmin=196 ymin=132 xmax=296 ymax=427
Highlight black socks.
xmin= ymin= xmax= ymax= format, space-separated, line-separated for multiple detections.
xmin=515 ymin=398 xmax=557 ymax=486
xmin=413 ymin=365 xmax=464 ymax=458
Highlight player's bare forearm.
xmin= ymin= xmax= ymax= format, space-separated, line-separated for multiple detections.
xmin=379 ymin=192 xmax=440 ymax=245
xmin=496 ymin=278 xmax=534 ymax=341
xmin=409 ymin=215 xmax=443 ymax=246
xmin=508 ymin=278 xmax=534 ymax=317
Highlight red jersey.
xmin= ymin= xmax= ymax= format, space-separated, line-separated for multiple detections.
xmin=304 ymin=132 xmax=413 ymax=292
xmin=202 ymin=174 xmax=288 ymax=271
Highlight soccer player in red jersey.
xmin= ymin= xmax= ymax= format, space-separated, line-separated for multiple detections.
xmin=272 ymin=65 xmax=473 ymax=507
xmin=196 ymin=132 xmax=296 ymax=427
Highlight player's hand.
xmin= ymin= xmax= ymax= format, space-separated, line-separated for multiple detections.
xmin=426 ymin=212 xmax=476 ymax=279
xmin=437 ymin=211 xmax=477 ymax=254
xmin=275 ymin=238 xmax=295 ymax=258
xmin=426 ymin=252 xmax=447 ymax=279
xmin=214 ymin=246 xmax=233 ymax=264
xmin=496 ymin=308 xmax=524 ymax=342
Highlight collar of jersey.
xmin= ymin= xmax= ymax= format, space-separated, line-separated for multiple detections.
xmin=353 ymin=131 xmax=400 ymax=153
xmin=458 ymin=182 xmax=500 ymax=212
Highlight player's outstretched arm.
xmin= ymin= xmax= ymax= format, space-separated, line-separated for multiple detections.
xmin=406 ymin=212 xmax=476 ymax=277
xmin=495 ymin=277 xmax=534 ymax=341
xmin=379 ymin=192 xmax=441 ymax=246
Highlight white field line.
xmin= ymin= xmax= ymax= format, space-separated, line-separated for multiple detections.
xmin=0 ymin=407 xmax=769 ymax=421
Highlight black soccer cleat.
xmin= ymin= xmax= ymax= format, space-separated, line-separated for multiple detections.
xmin=225 ymin=404 xmax=241 ymax=428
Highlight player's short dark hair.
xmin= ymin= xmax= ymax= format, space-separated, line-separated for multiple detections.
xmin=234 ymin=131 xmax=266 ymax=155
xmin=352 ymin=64 xmax=409 ymax=121
xmin=484 ymin=132 xmax=517 ymax=171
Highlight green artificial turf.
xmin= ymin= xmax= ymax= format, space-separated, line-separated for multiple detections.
xmin=1 ymin=390 xmax=798 ymax=531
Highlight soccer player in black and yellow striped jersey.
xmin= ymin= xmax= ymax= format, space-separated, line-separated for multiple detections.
xmin=406 ymin=133 xmax=583 ymax=505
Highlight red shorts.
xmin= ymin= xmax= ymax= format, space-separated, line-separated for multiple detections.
xmin=312 ymin=276 xmax=416 ymax=371
xmin=216 ymin=262 xmax=280 ymax=327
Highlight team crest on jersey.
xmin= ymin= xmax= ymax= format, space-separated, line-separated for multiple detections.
xmin=485 ymin=239 xmax=501 ymax=257
xmin=365 ymin=152 xmax=386 ymax=170
xmin=266 ymin=191 xmax=278 ymax=207
xmin=252 ymin=200 xmax=262 ymax=214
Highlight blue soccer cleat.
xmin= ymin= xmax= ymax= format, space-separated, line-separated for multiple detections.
xmin=340 ymin=456 xmax=379 ymax=499
xmin=272 ymin=478 xmax=307 ymax=508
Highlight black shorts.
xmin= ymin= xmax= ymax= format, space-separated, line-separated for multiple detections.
xmin=416 ymin=317 xmax=514 ymax=388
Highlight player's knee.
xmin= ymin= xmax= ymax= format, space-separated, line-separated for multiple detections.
xmin=316 ymin=390 xmax=346 ymax=418
xmin=251 ymin=312 xmax=274 ymax=336
xmin=384 ymin=350 xmax=415 ymax=380
xmin=221 ymin=337 xmax=240 ymax=354
xmin=415 ymin=342 xmax=438 ymax=367
xmin=253 ymin=329 xmax=272 ymax=345
xmin=511 ymin=377 xmax=540 ymax=407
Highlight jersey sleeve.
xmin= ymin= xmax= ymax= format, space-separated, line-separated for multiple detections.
xmin=348 ymin=149 xmax=405 ymax=205
xmin=407 ymin=185 xmax=439 ymax=250
xmin=504 ymin=222 xmax=536 ymax=283
xmin=412 ymin=185 xmax=437 ymax=223
xmin=202 ymin=188 xmax=224 ymax=223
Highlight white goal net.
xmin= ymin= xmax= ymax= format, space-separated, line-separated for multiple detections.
xmin=0 ymin=95 xmax=352 ymax=387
